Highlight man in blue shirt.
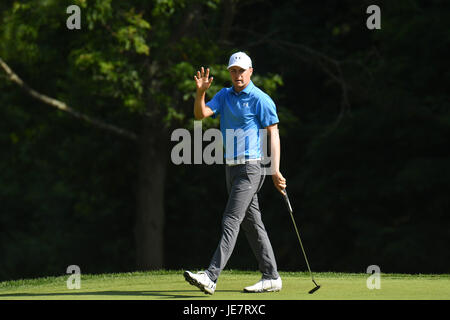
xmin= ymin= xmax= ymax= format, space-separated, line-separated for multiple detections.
xmin=184 ymin=52 xmax=287 ymax=294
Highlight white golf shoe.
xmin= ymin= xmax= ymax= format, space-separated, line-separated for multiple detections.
xmin=243 ymin=277 xmax=282 ymax=293
xmin=184 ymin=270 xmax=216 ymax=295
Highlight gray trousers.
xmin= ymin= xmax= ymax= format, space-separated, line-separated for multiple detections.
xmin=205 ymin=161 xmax=279 ymax=282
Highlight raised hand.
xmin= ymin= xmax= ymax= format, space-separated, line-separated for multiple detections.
xmin=194 ymin=67 xmax=213 ymax=92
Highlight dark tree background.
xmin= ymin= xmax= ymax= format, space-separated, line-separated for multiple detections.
xmin=0 ymin=0 xmax=449 ymax=281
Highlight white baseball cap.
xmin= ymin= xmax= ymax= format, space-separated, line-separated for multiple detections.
xmin=227 ymin=52 xmax=252 ymax=70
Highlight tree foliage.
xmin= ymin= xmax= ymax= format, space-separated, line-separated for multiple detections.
xmin=0 ymin=0 xmax=449 ymax=280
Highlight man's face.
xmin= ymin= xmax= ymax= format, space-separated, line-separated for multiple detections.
xmin=229 ymin=66 xmax=253 ymax=92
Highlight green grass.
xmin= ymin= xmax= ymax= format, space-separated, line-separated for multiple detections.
xmin=0 ymin=270 xmax=449 ymax=300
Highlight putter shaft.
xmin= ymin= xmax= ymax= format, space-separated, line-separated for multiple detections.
xmin=283 ymin=190 xmax=319 ymax=289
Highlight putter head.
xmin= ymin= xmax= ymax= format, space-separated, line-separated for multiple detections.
xmin=308 ymin=284 xmax=321 ymax=294
xmin=308 ymin=280 xmax=321 ymax=294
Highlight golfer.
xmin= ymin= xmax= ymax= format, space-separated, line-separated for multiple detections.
xmin=184 ymin=52 xmax=287 ymax=294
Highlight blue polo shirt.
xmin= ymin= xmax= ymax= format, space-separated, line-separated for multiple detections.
xmin=206 ymin=81 xmax=279 ymax=161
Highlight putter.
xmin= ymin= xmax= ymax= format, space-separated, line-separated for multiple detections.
xmin=282 ymin=189 xmax=321 ymax=294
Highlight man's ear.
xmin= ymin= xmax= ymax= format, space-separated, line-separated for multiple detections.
xmin=249 ymin=67 xmax=254 ymax=76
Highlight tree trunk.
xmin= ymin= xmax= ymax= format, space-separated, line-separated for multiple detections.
xmin=134 ymin=116 xmax=168 ymax=270
xmin=219 ymin=0 xmax=235 ymax=44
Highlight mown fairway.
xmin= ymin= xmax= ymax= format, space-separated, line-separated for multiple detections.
xmin=0 ymin=270 xmax=449 ymax=300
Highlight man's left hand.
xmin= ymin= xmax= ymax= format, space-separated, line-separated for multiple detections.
xmin=272 ymin=171 xmax=287 ymax=195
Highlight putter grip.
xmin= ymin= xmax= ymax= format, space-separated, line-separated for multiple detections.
xmin=283 ymin=189 xmax=293 ymax=213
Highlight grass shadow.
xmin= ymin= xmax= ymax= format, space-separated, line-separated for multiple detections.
xmin=0 ymin=290 xmax=210 ymax=299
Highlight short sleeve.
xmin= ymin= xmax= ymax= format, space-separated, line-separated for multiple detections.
xmin=206 ymin=88 xmax=225 ymax=119
xmin=256 ymin=94 xmax=279 ymax=128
